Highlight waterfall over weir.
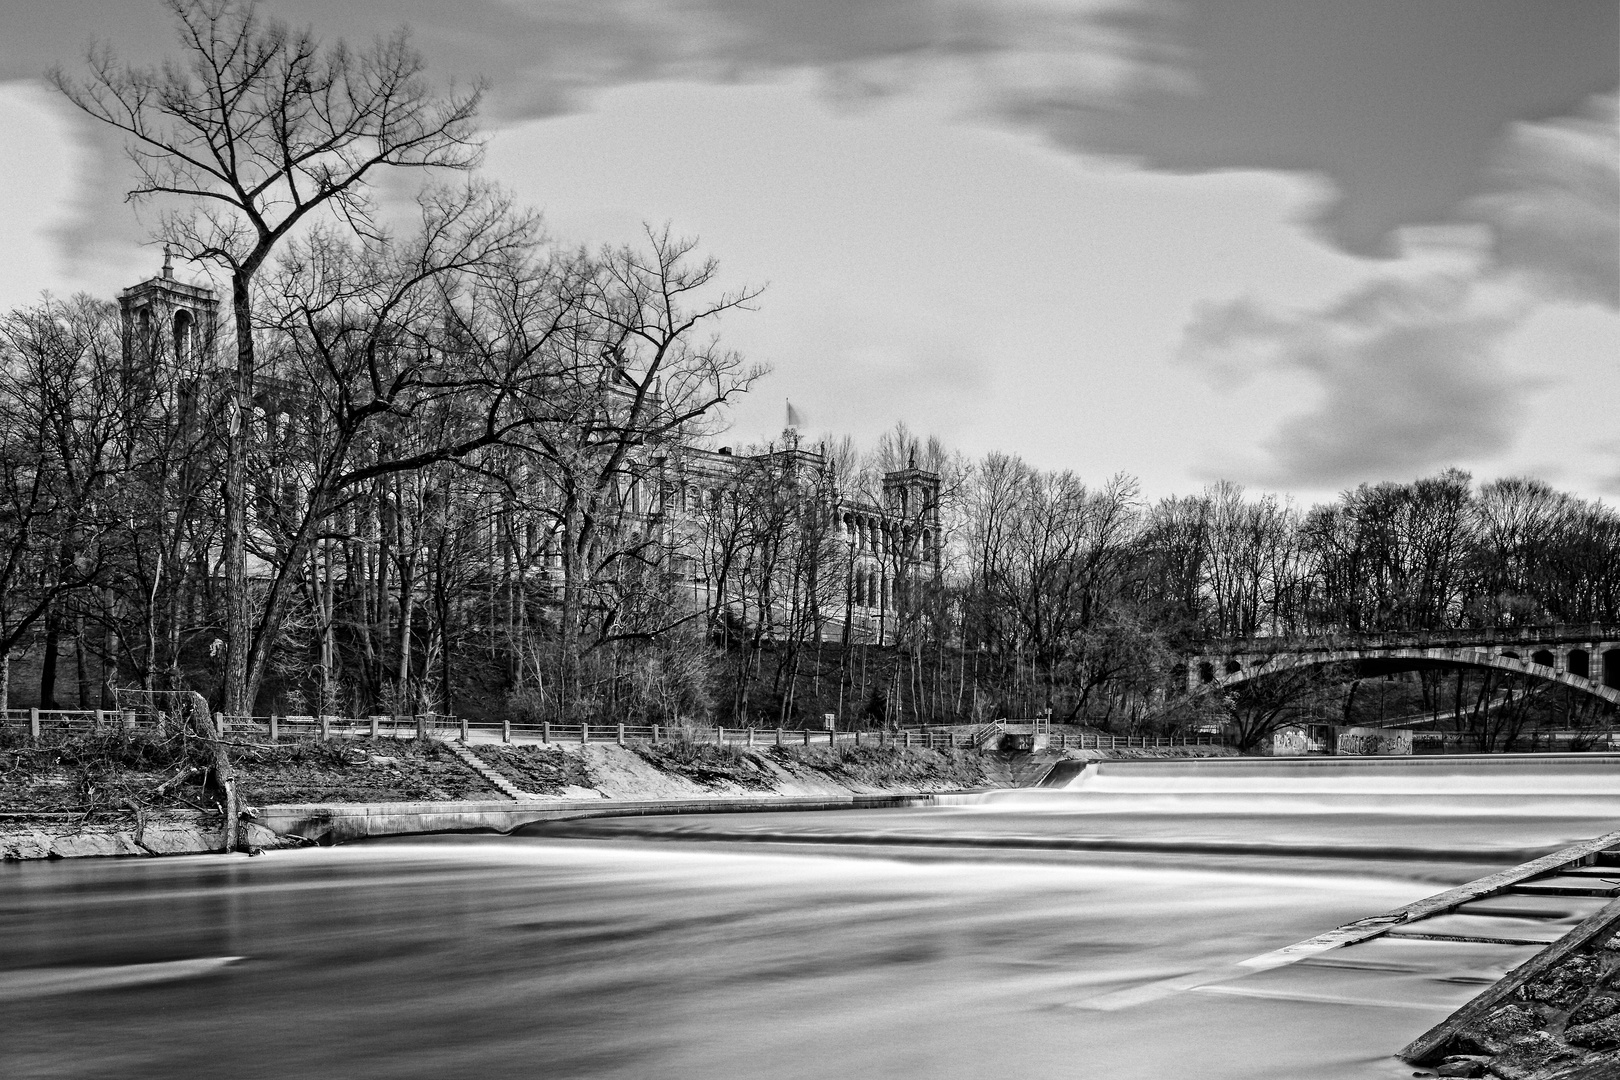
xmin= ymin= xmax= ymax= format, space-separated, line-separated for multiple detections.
xmin=981 ymin=752 xmax=1620 ymax=819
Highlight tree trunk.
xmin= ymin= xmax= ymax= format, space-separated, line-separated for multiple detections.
xmin=39 ymin=610 xmax=60 ymax=710
xmin=74 ymin=618 xmax=91 ymax=709
xmin=221 ymin=270 xmax=255 ymax=717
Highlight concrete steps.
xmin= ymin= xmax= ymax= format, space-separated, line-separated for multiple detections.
xmin=444 ymin=742 xmax=531 ymax=800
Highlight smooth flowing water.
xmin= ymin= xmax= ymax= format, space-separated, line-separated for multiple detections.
xmin=5 ymin=755 xmax=1620 ymax=1080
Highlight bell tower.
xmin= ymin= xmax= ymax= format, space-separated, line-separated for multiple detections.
xmin=882 ymin=449 xmax=942 ymax=571
xmin=119 ymin=248 xmax=220 ymax=378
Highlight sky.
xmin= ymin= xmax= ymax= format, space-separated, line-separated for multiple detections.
xmin=0 ymin=0 xmax=1615 ymax=506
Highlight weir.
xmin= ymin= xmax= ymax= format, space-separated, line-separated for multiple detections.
xmin=14 ymin=751 xmax=1620 ymax=1078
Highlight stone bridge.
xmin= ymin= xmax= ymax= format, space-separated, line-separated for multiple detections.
xmin=1186 ymin=625 xmax=1620 ymax=708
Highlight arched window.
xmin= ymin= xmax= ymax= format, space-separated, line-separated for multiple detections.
xmin=1569 ymin=649 xmax=1591 ymax=679
xmin=1531 ymin=649 xmax=1556 ymax=670
xmin=853 ymin=569 xmax=865 ymax=606
xmin=173 ymin=308 xmax=194 ymax=365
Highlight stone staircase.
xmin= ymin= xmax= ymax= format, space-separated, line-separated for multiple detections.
xmin=444 ymin=742 xmax=531 ymax=800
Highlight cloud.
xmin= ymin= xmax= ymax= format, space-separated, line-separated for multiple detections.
xmin=37 ymin=0 xmax=1186 ymax=289
xmin=1179 ymin=91 xmax=1617 ymax=489
xmin=473 ymin=0 xmax=1190 ymax=125
xmin=1182 ymin=274 xmax=1530 ymax=487
xmin=47 ymin=104 xmax=154 ymax=288
xmin=1468 ymin=92 xmax=1620 ymax=309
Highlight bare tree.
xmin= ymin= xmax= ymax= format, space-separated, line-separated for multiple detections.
xmin=248 ymin=185 xmax=544 ymax=714
xmin=517 ymin=226 xmax=763 ymax=707
xmin=0 ymin=298 xmax=129 ymax=713
xmin=55 ymin=0 xmax=483 ymax=716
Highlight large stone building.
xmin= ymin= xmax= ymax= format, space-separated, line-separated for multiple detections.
xmin=117 ymin=260 xmax=942 ymax=647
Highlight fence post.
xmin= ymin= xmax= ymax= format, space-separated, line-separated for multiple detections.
xmin=718 ymin=725 xmax=726 ymax=745
xmin=803 ymin=728 xmax=810 ymax=746
xmin=904 ymin=730 xmax=911 ymax=748
xmin=502 ymin=718 xmax=511 ymax=744
xmin=320 ymin=714 xmax=331 ymax=741
xmin=747 ymin=727 xmax=754 ymax=747
xmin=775 ymin=726 xmax=783 ymax=746
xmin=542 ymin=722 xmax=550 ymax=743
xmin=582 ymin=723 xmax=589 ymax=745
xmin=415 ymin=713 xmax=426 ymax=740
xmin=95 ymin=709 xmax=106 ymax=731
xmin=270 ymin=714 xmax=280 ymax=741
xmin=652 ymin=723 xmax=660 ymax=743
xmin=29 ymin=707 xmax=40 ymax=741
xmin=854 ymin=730 xmax=862 ymax=747
xmin=617 ymin=723 xmax=625 ymax=747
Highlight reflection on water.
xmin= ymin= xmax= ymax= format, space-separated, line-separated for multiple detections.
xmin=2 ymin=757 xmax=1617 ymax=1080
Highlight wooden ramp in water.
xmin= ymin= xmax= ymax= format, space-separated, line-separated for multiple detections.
xmin=1074 ymin=831 xmax=1620 ymax=1046
xmin=1246 ymin=831 xmax=1620 ymax=1069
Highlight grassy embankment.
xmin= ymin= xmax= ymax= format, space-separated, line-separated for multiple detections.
xmin=3 ymin=730 xmax=1012 ymax=814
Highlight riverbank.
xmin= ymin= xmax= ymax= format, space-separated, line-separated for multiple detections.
xmin=1 ymin=732 xmax=1240 ymax=859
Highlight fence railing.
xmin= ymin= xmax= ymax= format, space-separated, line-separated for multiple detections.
xmin=1 ymin=708 xmax=1232 ymax=752
xmin=1 ymin=708 xmax=164 ymax=739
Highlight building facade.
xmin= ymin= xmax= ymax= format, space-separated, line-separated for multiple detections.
xmin=117 ymin=262 xmax=942 ymax=648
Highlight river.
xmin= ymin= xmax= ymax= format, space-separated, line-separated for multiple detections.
xmin=4 ymin=755 xmax=1620 ymax=1079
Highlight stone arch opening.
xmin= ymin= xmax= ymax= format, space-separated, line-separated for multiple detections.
xmin=1605 ymin=650 xmax=1620 ymax=690
xmin=1532 ymin=649 xmax=1556 ymax=669
xmin=1223 ymin=659 xmax=1242 ymax=675
xmin=1198 ymin=662 xmax=1215 ymax=683
xmin=1501 ymin=650 xmax=1520 ymax=660
xmin=1569 ymin=649 xmax=1590 ymax=679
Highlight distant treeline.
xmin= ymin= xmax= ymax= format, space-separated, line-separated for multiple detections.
xmin=2 ymin=279 xmax=1616 ymax=738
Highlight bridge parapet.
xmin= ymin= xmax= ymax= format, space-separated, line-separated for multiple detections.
xmin=1195 ymin=624 xmax=1620 ymax=656
xmin=1184 ymin=625 xmax=1620 ymax=704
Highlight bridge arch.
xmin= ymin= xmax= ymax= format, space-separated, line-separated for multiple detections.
xmin=1195 ymin=646 xmax=1620 ymax=708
